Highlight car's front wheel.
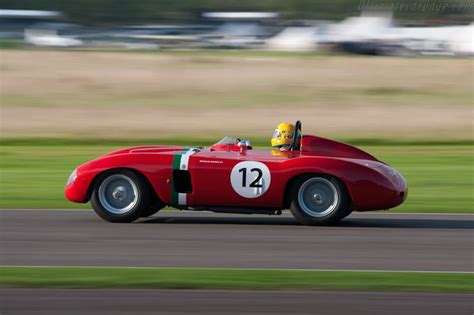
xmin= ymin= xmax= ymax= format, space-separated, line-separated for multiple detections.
xmin=289 ymin=175 xmax=350 ymax=225
xmin=91 ymin=170 xmax=150 ymax=223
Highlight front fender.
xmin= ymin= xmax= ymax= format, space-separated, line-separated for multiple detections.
xmin=65 ymin=153 xmax=174 ymax=204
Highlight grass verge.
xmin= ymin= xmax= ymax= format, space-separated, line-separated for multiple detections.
xmin=1 ymin=139 xmax=472 ymax=212
xmin=1 ymin=267 xmax=472 ymax=293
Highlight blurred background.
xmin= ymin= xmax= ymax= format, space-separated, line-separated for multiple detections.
xmin=0 ymin=0 xmax=472 ymax=212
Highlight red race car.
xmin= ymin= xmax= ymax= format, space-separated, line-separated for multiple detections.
xmin=65 ymin=121 xmax=407 ymax=225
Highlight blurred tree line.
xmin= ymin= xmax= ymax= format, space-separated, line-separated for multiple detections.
xmin=0 ymin=0 xmax=471 ymax=24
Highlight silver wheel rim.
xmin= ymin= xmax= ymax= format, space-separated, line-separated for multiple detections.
xmin=297 ymin=177 xmax=339 ymax=218
xmin=98 ymin=174 xmax=139 ymax=214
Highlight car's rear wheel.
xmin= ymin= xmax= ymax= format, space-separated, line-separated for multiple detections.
xmin=91 ymin=170 xmax=150 ymax=223
xmin=289 ymin=175 xmax=350 ymax=225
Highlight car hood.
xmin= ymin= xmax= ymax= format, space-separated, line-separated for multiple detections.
xmin=100 ymin=145 xmax=187 ymax=157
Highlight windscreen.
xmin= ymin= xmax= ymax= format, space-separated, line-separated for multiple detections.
xmin=216 ymin=136 xmax=240 ymax=145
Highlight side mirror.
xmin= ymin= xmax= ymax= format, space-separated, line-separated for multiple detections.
xmin=238 ymin=140 xmax=251 ymax=153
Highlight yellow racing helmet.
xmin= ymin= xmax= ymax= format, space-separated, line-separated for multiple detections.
xmin=271 ymin=122 xmax=295 ymax=148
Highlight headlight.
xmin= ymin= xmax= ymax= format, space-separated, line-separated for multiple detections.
xmin=66 ymin=169 xmax=77 ymax=187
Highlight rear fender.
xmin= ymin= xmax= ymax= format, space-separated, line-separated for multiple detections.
xmin=301 ymin=135 xmax=378 ymax=161
xmin=281 ymin=157 xmax=393 ymax=211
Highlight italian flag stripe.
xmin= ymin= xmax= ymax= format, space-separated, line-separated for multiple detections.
xmin=171 ymin=148 xmax=194 ymax=206
xmin=170 ymin=152 xmax=182 ymax=206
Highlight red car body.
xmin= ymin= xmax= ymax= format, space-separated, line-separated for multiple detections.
xmin=65 ymin=135 xmax=407 ymax=213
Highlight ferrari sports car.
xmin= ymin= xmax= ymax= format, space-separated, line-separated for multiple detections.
xmin=65 ymin=121 xmax=407 ymax=225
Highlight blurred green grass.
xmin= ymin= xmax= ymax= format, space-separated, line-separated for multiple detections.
xmin=0 ymin=139 xmax=472 ymax=212
xmin=1 ymin=266 xmax=472 ymax=293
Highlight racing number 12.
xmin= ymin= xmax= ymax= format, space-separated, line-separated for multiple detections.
xmin=238 ymin=167 xmax=263 ymax=188
xmin=230 ymin=161 xmax=271 ymax=198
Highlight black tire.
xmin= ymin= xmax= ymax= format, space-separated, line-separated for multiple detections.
xmin=289 ymin=175 xmax=350 ymax=226
xmin=341 ymin=208 xmax=353 ymax=220
xmin=140 ymin=200 xmax=166 ymax=218
xmin=91 ymin=169 xmax=151 ymax=223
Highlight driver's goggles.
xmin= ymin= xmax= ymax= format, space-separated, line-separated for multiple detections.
xmin=272 ymin=129 xmax=293 ymax=139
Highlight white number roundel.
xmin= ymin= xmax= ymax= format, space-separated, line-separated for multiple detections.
xmin=230 ymin=161 xmax=271 ymax=198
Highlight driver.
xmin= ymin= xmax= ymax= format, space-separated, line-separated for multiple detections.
xmin=271 ymin=122 xmax=295 ymax=151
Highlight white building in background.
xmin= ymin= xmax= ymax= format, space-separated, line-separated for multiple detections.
xmin=266 ymin=27 xmax=319 ymax=51
xmin=324 ymin=13 xmax=474 ymax=55
xmin=388 ymin=23 xmax=474 ymax=55
xmin=200 ymin=12 xmax=278 ymax=48
xmin=24 ymin=28 xmax=82 ymax=47
xmin=0 ymin=9 xmax=61 ymax=18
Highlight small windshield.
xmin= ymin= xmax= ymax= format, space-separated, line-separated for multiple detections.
xmin=216 ymin=136 xmax=240 ymax=145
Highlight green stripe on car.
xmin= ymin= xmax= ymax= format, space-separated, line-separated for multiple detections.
xmin=170 ymin=148 xmax=190 ymax=206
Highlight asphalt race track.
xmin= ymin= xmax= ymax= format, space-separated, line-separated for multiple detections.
xmin=1 ymin=209 xmax=473 ymax=271
xmin=1 ymin=288 xmax=472 ymax=315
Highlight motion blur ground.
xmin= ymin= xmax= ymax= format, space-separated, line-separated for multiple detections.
xmin=1 ymin=1 xmax=473 ymax=314
xmin=2 ymin=210 xmax=473 ymax=271
xmin=1 ymin=50 xmax=472 ymax=139
xmin=2 ymin=289 xmax=471 ymax=315
xmin=1 ymin=210 xmax=473 ymax=314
